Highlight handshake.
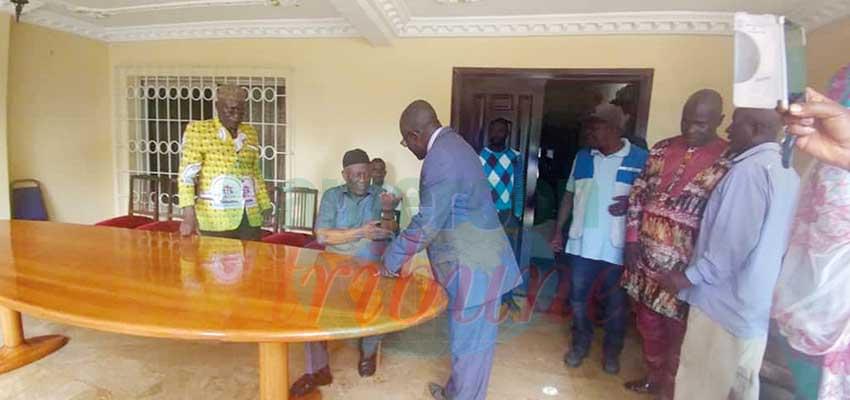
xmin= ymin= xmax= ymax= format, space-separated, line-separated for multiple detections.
xmin=359 ymin=221 xmax=393 ymax=241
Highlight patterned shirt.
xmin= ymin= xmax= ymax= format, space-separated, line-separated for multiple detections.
xmin=177 ymin=118 xmax=272 ymax=232
xmin=316 ymin=184 xmax=385 ymax=262
xmin=622 ymin=136 xmax=729 ymax=320
xmin=479 ymin=147 xmax=523 ymax=218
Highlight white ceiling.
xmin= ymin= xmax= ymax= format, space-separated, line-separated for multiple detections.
xmin=1 ymin=0 xmax=847 ymax=44
xmin=406 ymin=0 xmax=805 ymax=17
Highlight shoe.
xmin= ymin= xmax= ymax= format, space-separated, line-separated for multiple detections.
xmin=624 ymin=377 xmax=660 ymax=395
xmin=602 ymin=354 xmax=620 ymax=375
xmin=428 ymin=382 xmax=448 ymax=400
xmin=289 ymin=366 xmax=332 ymax=397
xmin=358 ymin=350 xmax=377 ymax=377
xmin=564 ymin=346 xmax=588 ymax=368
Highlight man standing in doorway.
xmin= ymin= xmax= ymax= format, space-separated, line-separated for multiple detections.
xmin=370 ymin=157 xmax=403 ymax=216
xmin=664 ymin=108 xmax=800 ymax=400
xmin=621 ymin=89 xmax=731 ymax=399
xmin=549 ymin=104 xmax=648 ymax=374
xmin=383 ymin=100 xmax=521 ymax=400
xmin=479 ymin=118 xmax=524 ymax=315
xmin=177 ymin=85 xmax=272 ymax=240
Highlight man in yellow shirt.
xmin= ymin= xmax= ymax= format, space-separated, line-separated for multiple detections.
xmin=177 ymin=85 xmax=272 ymax=240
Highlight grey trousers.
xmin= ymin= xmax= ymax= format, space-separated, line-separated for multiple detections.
xmin=445 ymin=299 xmax=501 ymax=400
xmin=304 ymin=336 xmax=383 ymax=374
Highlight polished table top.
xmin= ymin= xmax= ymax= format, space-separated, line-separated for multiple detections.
xmin=0 ymin=221 xmax=448 ymax=343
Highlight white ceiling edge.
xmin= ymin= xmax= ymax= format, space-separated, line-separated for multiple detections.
xmin=399 ymin=12 xmax=735 ymax=37
xmin=105 ymin=18 xmax=357 ymax=42
xmin=1 ymin=3 xmax=848 ymax=43
xmin=3 ymin=9 xmax=358 ymax=42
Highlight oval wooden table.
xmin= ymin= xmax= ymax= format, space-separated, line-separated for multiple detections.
xmin=0 ymin=221 xmax=448 ymax=399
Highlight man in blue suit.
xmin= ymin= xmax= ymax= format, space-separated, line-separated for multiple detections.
xmin=383 ymin=100 xmax=522 ymax=400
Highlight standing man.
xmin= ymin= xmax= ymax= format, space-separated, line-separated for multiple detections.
xmin=383 ymin=100 xmax=521 ymax=400
xmin=370 ymin=157 xmax=403 ymax=214
xmin=479 ymin=118 xmax=524 ymax=224
xmin=662 ymin=108 xmax=800 ymax=400
xmin=479 ymin=118 xmax=524 ymax=315
xmin=177 ymin=85 xmax=272 ymax=240
xmin=289 ymin=149 xmax=396 ymax=398
xmin=621 ymin=89 xmax=731 ymax=398
xmin=549 ymin=104 xmax=649 ymax=374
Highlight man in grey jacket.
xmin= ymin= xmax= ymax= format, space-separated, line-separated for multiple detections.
xmin=383 ymin=100 xmax=522 ymax=400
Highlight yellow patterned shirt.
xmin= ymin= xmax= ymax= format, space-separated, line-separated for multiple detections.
xmin=178 ymin=118 xmax=272 ymax=232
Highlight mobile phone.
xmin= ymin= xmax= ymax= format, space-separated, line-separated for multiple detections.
xmin=733 ymin=13 xmax=807 ymax=168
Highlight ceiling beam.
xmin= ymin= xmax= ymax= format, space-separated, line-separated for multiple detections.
xmin=327 ymin=0 xmax=395 ymax=46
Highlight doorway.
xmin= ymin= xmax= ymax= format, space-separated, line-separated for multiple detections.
xmin=450 ymin=68 xmax=654 ymax=271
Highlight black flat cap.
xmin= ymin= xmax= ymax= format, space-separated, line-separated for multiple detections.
xmin=343 ymin=148 xmax=370 ymax=168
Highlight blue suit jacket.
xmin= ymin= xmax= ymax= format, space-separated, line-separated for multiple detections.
xmin=384 ymin=128 xmax=522 ymax=310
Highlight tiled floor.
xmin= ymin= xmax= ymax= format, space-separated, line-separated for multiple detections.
xmin=0 ymin=312 xmax=649 ymax=400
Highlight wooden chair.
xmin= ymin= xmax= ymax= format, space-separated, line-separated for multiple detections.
xmin=135 ymin=177 xmax=181 ymax=233
xmin=96 ymin=175 xmax=163 ymax=229
xmin=10 ymin=179 xmax=48 ymax=221
xmin=262 ymin=186 xmax=322 ymax=249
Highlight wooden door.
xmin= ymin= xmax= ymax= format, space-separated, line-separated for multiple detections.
xmin=451 ymin=72 xmax=546 ymax=264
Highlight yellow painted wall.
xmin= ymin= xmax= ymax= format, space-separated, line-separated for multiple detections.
xmin=109 ymin=35 xmax=734 ymax=202
xmin=808 ymin=16 xmax=850 ymax=92
xmin=5 ymin=27 xmax=738 ymax=223
xmin=7 ymin=23 xmax=111 ymax=224
xmin=0 ymin=15 xmax=9 ymax=220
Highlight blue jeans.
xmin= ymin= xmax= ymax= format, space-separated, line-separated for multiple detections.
xmin=499 ymin=210 xmax=521 ymax=305
xmin=568 ymin=255 xmax=627 ymax=357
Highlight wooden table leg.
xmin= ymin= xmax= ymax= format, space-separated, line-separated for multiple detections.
xmin=259 ymin=342 xmax=289 ymax=400
xmin=0 ymin=306 xmax=68 ymax=374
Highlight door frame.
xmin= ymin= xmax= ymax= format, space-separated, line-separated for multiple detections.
xmin=451 ymin=67 xmax=654 ymax=140
xmin=450 ymin=67 xmax=654 ymax=266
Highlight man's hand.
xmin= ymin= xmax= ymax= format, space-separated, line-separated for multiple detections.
xmin=361 ymin=221 xmax=393 ymax=241
xmin=658 ymin=270 xmax=692 ymax=294
xmin=550 ymin=232 xmax=564 ymax=253
xmin=380 ymin=192 xmax=402 ymax=211
xmin=780 ymin=87 xmax=850 ymax=170
xmin=624 ymin=242 xmax=641 ymax=269
xmin=180 ymin=207 xmax=198 ymax=237
xmin=608 ymin=195 xmax=629 ymax=217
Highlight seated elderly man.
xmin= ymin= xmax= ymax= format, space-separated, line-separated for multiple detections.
xmin=290 ymin=148 xmax=398 ymax=398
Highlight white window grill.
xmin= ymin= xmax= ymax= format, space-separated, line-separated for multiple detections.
xmin=113 ymin=68 xmax=290 ymax=219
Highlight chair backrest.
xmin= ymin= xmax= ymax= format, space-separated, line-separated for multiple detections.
xmin=159 ymin=176 xmax=178 ymax=221
xmin=128 ymin=175 xmax=162 ymax=220
xmin=274 ymin=186 xmax=319 ymax=234
xmin=10 ymin=179 xmax=48 ymax=221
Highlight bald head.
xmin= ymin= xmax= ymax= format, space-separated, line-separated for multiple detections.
xmin=399 ymin=100 xmax=442 ymax=160
xmin=733 ymin=108 xmax=783 ymax=136
xmin=681 ymin=88 xmax=725 ymax=146
xmin=727 ymin=108 xmax=783 ymax=154
xmin=400 ymin=100 xmax=440 ymax=132
xmin=685 ymin=89 xmax=723 ymax=113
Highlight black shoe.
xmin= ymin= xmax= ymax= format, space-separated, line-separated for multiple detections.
xmin=358 ymin=349 xmax=377 ymax=377
xmin=564 ymin=346 xmax=588 ymax=368
xmin=624 ymin=377 xmax=660 ymax=394
xmin=289 ymin=366 xmax=333 ymax=397
xmin=428 ymin=382 xmax=448 ymax=400
xmin=602 ymin=354 xmax=620 ymax=375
